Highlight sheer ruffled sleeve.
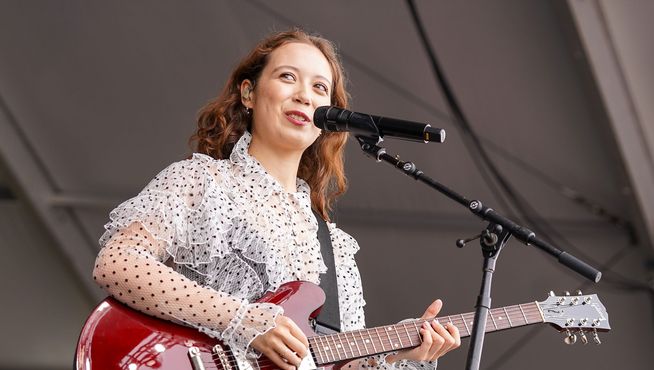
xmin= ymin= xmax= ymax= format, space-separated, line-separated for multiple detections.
xmin=93 ymin=156 xmax=283 ymax=358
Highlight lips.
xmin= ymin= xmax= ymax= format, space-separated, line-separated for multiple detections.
xmin=285 ymin=110 xmax=311 ymax=126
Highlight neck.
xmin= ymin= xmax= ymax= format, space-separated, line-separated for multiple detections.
xmin=248 ymin=135 xmax=303 ymax=193
xmin=308 ymin=302 xmax=543 ymax=365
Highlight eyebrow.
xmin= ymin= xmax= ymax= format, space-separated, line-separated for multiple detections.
xmin=271 ymin=65 xmax=333 ymax=86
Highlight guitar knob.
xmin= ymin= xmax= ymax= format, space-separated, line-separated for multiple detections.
xmin=578 ymin=330 xmax=588 ymax=345
xmin=592 ymin=330 xmax=601 ymax=345
xmin=564 ymin=330 xmax=577 ymax=345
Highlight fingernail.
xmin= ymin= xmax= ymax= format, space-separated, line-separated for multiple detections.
xmin=423 ymin=322 xmax=429 ymax=328
xmin=433 ymin=319 xmax=440 ymax=325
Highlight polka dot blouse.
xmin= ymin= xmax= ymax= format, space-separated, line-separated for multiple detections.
xmin=93 ymin=132 xmax=435 ymax=369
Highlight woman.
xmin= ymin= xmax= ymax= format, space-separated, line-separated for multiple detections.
xmin=93 ymin=29 xmax=460 ymax=369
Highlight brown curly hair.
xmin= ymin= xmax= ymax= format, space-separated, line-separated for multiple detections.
xmin=190 ymin=29 xmax=350 ymax=221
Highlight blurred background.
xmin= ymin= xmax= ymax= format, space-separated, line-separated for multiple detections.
xmin=1 ymin=0 xmax=653 ymax=369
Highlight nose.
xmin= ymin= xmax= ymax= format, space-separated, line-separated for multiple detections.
xmin=293 ymin=84 xmax=311 ymax=105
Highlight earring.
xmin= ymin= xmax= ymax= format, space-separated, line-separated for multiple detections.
xmin=245 ymin=107 xmax=252 ymax=115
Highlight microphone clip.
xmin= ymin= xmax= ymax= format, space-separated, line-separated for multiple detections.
xmin=357 ymin=135 xmax=384 ymax=161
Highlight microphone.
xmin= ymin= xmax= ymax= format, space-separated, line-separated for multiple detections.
xmin=313 ymin=106 xmax=445 ymax=143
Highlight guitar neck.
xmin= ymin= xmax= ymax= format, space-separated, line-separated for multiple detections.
xmin=309 ymin=302 xmax=543 ymax=365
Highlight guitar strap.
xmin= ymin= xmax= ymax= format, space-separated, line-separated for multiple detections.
xmin=313 ymin=210 xmax=341 ymax=333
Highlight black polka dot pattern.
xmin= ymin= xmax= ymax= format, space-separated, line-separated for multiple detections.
xmin=344 ymin=354 xmax=437 ymax=369
xmin=94 ymin=132 xmax=383 ymax=363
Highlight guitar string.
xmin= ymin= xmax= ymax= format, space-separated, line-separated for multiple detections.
xmin=200 ymin=307 xmax=544 ymax=367
xmin=203 ymin=307 xmax=544 ymax=366
xmin=203 ymin=313 xmax=544 ymax=369
xmin=202 ymin=318 xmax=546 ymax=370
xmin=197 ymin=300 xmax=602 ymax=368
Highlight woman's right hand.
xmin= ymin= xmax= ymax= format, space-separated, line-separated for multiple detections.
xmin=250 ymin=315 xmax=309 ymax=370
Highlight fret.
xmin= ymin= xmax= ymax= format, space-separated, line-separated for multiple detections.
xmin=488 ymin=310 xmax=498 ymax=331
xmin=349 ymin=331 xmax=363 ymax=358
xmin=339 ymin=333 xmax=350 ymax=359
xmin=441 ymin=316 xmax=454 ymax=334
xmin=317 ymin=335 xmax=334 ymax=363
xmin=392 ymin=325 xmax=404 ymax=349
xmin=373 ymin=327 xmax=384 ymax=352
xmin=310 ymin=337 xmax=324 ymax=365
xmin=341 ymin=333 xmax=353 ymax=358
xmin=505 ymin=306 xmax=520 ymax=326
xmin=402 ymin=322 xmax=415 ymax=346
xmin=518 ymin=304 xmax=529 ymax=324
xmin=502 ymin=306 xmax=513 ymax=327
xmin=412 ymin=321 xmax=423 ymax=343
xmin=312 ymin=336 xmax=322 ymax=363
xmin=324 ymin=335 xmax=336 ymax=363
xmin=367 ymin=329 xmax=378 ymax=354
xmin=329 ymin=334 xmax=344 ymax=361
xmin=533 ymin=301 xmax=545 ymax=322
xmin=384 ymin=326 xmax=396 ymax=350
xmin=460 ymin=314 xmax=470 ymax=335
xmin=492 ymin=309 xmax=506 ymax=330
xmin=361 ymin=329 xmax=372 ymax=354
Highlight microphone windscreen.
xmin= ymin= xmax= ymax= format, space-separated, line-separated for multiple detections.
xmin=313 ymin=106 xmax=331 ymax=128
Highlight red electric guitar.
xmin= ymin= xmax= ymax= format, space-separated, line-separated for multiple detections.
xmin=75 ymin=281 xmax=610 ymax=370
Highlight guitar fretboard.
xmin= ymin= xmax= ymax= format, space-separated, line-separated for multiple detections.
xmin=308 ymin=302 xmax=542 ymax=365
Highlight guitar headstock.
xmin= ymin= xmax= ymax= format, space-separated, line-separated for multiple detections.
xmin=538 ymin=291 xmax=610 ymax=345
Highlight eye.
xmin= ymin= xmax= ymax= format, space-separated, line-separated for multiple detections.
xmin=280 ymin=72 xmax=296 ymax=81
xmin=315 ymin=82 xmax=329 ymax=94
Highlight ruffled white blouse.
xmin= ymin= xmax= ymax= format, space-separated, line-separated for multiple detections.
xmin=93 ymin=132 xmax=434 ymax=369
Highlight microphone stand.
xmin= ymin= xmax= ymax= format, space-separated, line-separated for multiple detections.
xmin=355 ymin=136 xmax=601 ymax=370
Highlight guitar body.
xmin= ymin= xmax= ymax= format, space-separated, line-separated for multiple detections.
xmin=75 ymin=281 xmax=331 ymax=370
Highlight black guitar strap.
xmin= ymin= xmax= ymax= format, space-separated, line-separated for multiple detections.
xmin=313 ymin=210 xmax=341 ymax=333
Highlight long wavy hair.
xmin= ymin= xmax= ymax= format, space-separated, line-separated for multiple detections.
xmin=190 ymin=29 xmax=350 ymax=221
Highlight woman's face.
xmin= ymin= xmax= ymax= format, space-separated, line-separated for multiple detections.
xmin=242 ymin=42 xmax=333 ymax=154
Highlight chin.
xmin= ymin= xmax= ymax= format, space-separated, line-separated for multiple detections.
xmin=282 ymin=131 xmax=320 ymax=152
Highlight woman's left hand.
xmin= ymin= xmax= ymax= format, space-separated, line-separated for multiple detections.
xmin=385 ymin=299 xmax=461 ymax=364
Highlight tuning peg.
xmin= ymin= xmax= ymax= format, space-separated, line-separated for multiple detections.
xmin=577 ymin=290 xmax=583 ymax=295
xmin=578 ymin=330 xmax=588 ymax=345
xmin=565 ymin=291 xmax=571 ymax=296
xmin=549 ymin=290 xmax=555 ymax=297
xmin=592 ymin=330 xmax=601 ymax=345
xmin=564 ymin=330 xmax=577 ymax=345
